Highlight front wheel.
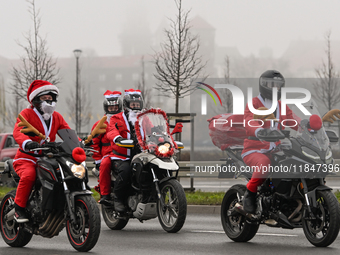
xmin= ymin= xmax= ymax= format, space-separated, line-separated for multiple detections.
xmin=0 ymin=190 xmax=33 ymax=247
xmin=221 ymin=184 xmax=259 ymax=242
xmin=302 ymin=190 xmax=340 ymax=247
xmin=66 ymin=195 xmax=101 ymax=252
xmin=157 ymin=179 xmax=187 ymax=233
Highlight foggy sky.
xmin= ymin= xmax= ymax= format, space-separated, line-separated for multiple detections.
xmin=1 ymin=0 xmax=340 ymax=59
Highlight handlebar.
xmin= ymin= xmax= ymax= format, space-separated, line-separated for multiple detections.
xmin=256 ymin=129 xmax=286 ymax=142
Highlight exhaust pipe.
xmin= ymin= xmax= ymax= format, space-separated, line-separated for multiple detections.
xmin=4 ymin=208 xmax=15 ymax=221
xmin=288 ymin=199 xmax=303 ymax=221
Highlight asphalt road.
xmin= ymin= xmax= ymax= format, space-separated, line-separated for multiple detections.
xmin=0 ymin=213 xmax=339 ymax=255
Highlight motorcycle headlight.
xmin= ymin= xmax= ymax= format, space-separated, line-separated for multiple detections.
xmin=301 ymin=146 xmax=320 ymax=160
xmin=66 ymin=161 xmax=86 ymax=179
xmin=158 ymin=144 xmax=170 ymax=154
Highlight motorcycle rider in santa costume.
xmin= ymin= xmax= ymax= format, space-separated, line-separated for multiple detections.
xmin=242 ymin=70 xmax=340 ymax=215
xmin=242 ymin=70 xmax=300 ymax=214
xmin=12 ymin=80 xmax=71 ymax=223
xmin=104 ymin=89 xmax=144 ymax=212
xmin=89 ymin=91 xmax=123 ymax=205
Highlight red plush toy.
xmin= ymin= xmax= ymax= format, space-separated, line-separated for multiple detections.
xmin=171 ymin=123 xmax=183 ymax=135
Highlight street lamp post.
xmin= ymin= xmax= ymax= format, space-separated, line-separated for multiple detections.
xmin=73 ymin=49 xmax=82 ymax=134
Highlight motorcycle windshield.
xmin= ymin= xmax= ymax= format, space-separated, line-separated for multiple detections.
xmin=57 ymin=129 xmax=80 ymax=154
xmin=289 ymin=99 xmax=329 ymax=151
xmin=137 ymin=111 xmax=174 ymax=154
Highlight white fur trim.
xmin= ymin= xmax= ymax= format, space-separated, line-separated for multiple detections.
xmin=23 ymin=139 xmax=32 ymax=151
xmin=29 ymin=85 xmax=59 ymax=102
xmin=13 ymin=158 xmax=37 ymax=163
xmin=105 ymin=94 xmax=121 ymax=98
xmin=124 ymin=91 xmax=141 ymax=95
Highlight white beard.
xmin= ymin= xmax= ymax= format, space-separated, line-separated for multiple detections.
xmin=40 ymin=101 xmax=56 ymax=120
xmin=106 ymin=114 xmax=113 ymax=123
xmin=263 ymin=98 xmax=278 ymax=129
xmin=263 ymin=98 xmax=272 ymax=109
xmin=127 ymin=109 xmax=140 ymax=126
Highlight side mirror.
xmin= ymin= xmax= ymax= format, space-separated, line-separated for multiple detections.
xmin=326 ymin=130 xmax=339 ymax=143
xmin=175 ymin=141 xmax=184 ymax=149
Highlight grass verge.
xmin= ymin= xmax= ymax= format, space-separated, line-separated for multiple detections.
xmin=1 ymin=187 xmax=339 ymax=206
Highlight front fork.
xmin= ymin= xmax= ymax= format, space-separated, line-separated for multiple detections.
xmin=58 ymin=164 xmax=87 ymax=223
xmin=301 ymin=178 xmax=316 ymax=219
xmin=151 ymin=168 xmax=167 ymax=210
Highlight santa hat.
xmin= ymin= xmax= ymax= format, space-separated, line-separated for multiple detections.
xmin=125 ymin=89 xmax=141 ymax=95
xmin=103 ymin=90 xmax=121 ymax=99
xmin=27 ymin=80 xmax=59 ymax=103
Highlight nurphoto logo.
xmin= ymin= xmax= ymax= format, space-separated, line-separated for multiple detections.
xmin=200 ymin=83 xmax=312 ymax=116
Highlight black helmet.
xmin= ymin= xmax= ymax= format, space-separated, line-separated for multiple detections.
xmin=259 ymin=70 xmax=285 ymax=100
xmin=123 ymin=89 xmax=143 ymax=111
xmin=103 ymin=90 xmax=122 ymax=114
xmin=32 ymin=90 xmax=58 ymax=111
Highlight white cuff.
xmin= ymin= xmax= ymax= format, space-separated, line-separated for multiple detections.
xmin=95 ymin=160 xmax=102 ymax=164
xmin=22 ymin=139 xmax=32 ymax=151
xmin=113 ymin=135 xmax=122 ymax=143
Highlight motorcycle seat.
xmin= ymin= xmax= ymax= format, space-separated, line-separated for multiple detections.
xmin=5 ymin=159 xmax=20 ymax=182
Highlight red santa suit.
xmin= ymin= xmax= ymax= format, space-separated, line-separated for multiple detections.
xmin=93 ymin=90 xmax=123 ymax=196
xmin=107 ymin=112 xmax=134 ymax=160
xmin=242 ymin=95 xmax=299 ymax=192
xmin=13 ymin=80 xmax=70 ymax=208
xmin=91 ymin=118 xmax=111 ymax=164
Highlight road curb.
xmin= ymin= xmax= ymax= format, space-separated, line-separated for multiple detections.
xmin=187 ymin=205 xmax=221 ymax=215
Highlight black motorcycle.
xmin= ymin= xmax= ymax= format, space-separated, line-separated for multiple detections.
xmin=0 ymin=128 xmax=101 ymax=252
xmin=100 ymin=108 xmax=187 ymax=233
xmin=221 ymin=112 xmax=340 ymax=247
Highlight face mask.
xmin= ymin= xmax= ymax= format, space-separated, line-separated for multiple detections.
xmin=40 ymin=101 xmax=56 ymax=120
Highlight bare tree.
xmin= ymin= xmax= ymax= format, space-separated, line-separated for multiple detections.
xmin=153 ymin=0 xmax=206 ymax=113
xmin=4 ymin=96 xmax=25 ymax=129
xmin=66 ymin=83 xmax=92 ymax=134
xmin=137 ymin=56 xmax=152 ymax=109
xmin=0 ymin=78 xmax=6 ymax=132
xmin=10 ymin=0 xmax=60 ymax=102
xmin=314 ymin=31 xmax=340 ymax=111
xmin=221 ymin=56 xmax=234 ymax=113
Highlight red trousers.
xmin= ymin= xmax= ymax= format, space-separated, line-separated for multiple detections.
xmin=99 ymin=156 xmax=112 ymax=196
xmin=13 ymin=160 xmax=37 ymax=208
xmin=243 ymin=153 xmax=272 ymax=193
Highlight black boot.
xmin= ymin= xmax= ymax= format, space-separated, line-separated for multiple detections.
xmin=113 ymin=194 xmax=126 ymax=213
xmin=243 ymin=189 xmax=257 ymax=214
xmin=14 ymin=203 xmax=29 ymax=223
xmin=99 ymin=195 xmax=114 ymax=206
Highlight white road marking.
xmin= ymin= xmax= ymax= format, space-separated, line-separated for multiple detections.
xmin=191 ymin=230 xmax=298 ymax=237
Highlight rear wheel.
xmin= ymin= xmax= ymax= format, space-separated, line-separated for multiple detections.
xmin=102 ymin=204 xmax=129 ymax=230
xmin=157 ymin=179 xmax=187 ymax=233
xmin=221 ymin=184 xmax=259 ymax=242
xmin=302 ymin=190 xmax=340 ymax=247
xmin=66 ymin=195 xmax=101 ymax=252
xmin=0 ymin=190 xmax=33 ymax=247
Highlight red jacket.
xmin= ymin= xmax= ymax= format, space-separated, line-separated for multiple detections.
xmin=90 ymin=118 xmax=111 ymax=163
xmin=242 ymin=95 xmax=298 ymax=158
xmin=107 ymin=112 xmax=133 ymax=160
xmin=13 ymin=108 xmax=70 ymax=163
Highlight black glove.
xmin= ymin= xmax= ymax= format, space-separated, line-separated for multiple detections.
xmin=115 ymin=137 xmax=125 ymax=144
xmin=256 ymin=128 xmax=269 ymax=138
xmin=25 ymin=141 xmax=40 ymax=151
xmin=95 ymin=163 xmax=101 ymax=171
